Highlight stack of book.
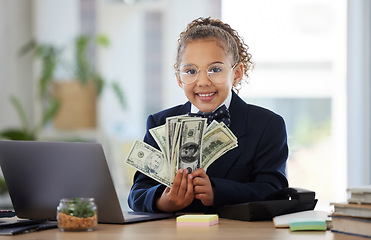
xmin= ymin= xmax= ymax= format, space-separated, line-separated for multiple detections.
xmin=331 ymin=186 xmax=371 ymax=238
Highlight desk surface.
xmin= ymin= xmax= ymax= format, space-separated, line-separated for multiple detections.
xmin=1 ymin=218 xmax=366 ymax=240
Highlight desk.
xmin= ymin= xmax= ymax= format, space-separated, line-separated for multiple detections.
xmin=0 ymin=218 xmax=365 ymax=240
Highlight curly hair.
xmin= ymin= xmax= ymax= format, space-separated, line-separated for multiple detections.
xmin=175 ymin=17 xmax=254 ymax=90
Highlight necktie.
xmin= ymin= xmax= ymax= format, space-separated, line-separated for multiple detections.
xmin=188 ymin=105 xmax=231 ymax=127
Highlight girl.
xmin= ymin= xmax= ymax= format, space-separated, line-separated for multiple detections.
xmin=128 ymin=17 xmax=288 ymax=213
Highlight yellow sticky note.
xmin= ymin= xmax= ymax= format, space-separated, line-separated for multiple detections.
xmin=176 ymin=214 xmax=219 ymax=226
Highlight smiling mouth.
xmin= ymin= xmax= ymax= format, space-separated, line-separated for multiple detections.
xmin=197 ymin=92 xmax=216 ymax=97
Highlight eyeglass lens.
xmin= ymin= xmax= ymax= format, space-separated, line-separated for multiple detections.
xmin=178 ymin=63 xmax=231 ymax=84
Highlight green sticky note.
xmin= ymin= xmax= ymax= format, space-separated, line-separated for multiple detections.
xmin=289 ymin=218 xmax=327 ymax=231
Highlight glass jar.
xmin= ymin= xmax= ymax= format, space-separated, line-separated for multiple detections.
xmin=57 ymin=198 xmax=98 ymax=231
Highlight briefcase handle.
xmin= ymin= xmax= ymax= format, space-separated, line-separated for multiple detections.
xmin=264 ymin=187 xmax=316 ymax=204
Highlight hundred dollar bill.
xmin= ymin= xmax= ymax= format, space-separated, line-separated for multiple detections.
xmin=218 ymin=121 xmax=237 ymax=141
xmin=205 ymin=120 xmax=220 ymax=135
xmin=125 ymin=140 xmax=170 ymax=187
xmin=165 ymin=116 xmax=198 ymax=182
xmin=149 ymin=125 xmax=168 ymax=161
xmin=170 ymin=141 xmax=178 ymax=184
xmin=205 ymin=121 xmax=237 ymax=142
xmin=168 ymin=116 xmax=195 ymax=163
xmin=165 ymin=115 xmax=185 ymax=164
xmin=170 ymin=122 xmax=181 ymax=165
xmin=177 ymin=118 xmax=207 ymax=173
xmin=201 ymin=125 xmax=238 ymax=170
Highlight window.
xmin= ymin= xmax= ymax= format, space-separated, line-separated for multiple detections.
xmin=222 ymin=0 xmax=347 ymax=209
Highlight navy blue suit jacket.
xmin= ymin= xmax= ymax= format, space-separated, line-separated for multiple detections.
xmin=128 ymin=91 xmax=288 ymax=213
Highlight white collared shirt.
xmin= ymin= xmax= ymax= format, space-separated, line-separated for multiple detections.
xmin=190 ymin=90 xmax=232 ymax=114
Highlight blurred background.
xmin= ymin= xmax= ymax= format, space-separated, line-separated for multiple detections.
xmin=0 ymin=0 xmax=370 ymax=212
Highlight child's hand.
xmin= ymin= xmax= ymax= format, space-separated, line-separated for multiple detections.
xmin=156 ymin=168 xmax=194 ymax=212
xmin=190 ymin=168 xmax=215 ymax=206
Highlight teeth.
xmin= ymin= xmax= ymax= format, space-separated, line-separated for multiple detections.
xmin=198 ymin=93 xmax=214 ymax=97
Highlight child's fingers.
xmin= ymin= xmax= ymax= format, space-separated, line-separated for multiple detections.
xmin=170 ymin=168 xmax=184 ymax=192
xmin=188 ymin=174 xmax=194 ymax=191
xmin=193 ymin=184 xmax=207 ymax=195
xmin=194 ymin=189 xmax=214 ymax=206
xmin=184 ymin=174 xmax=194 ymax=202
xmin=190 ymin=168 xmax=206 ymax=178
xmin=191 ymin=170 xmax=214 ymax=206
xmin=194 ymin=192 xmax=206 ymax=200
xmin=177 ymin=168 xmax=189 ymax=195
xmin=192 ymin=172 xmax=210 ymax=188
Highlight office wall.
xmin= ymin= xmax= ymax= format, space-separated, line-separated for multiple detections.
xmin=0 ymin=0 xmax=33 ymax=130
xmin=347 ymin=0 xmax=371 ymax=186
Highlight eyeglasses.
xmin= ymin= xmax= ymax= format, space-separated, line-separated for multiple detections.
xmin=177 ymin=62 xmax=237 ymax=84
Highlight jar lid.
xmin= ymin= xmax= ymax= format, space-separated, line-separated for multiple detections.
xmin=60 ymin=198 xmax=95 ymax=202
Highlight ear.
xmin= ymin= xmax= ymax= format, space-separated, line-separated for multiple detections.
xmin=176 ymin=74 xmax=184 ymax=89
xmin=233 ymin=62 xmax=244 ymax=86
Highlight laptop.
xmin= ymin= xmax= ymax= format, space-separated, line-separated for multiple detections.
xmin=0 ymin=140 xmax=173 ymax=224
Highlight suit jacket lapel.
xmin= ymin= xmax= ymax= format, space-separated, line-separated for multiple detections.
xmin=207 ymin=91 xmax=247 ymax=178
xmin=229 ymin=91 xmax=248 ymax=139
xmin=176 ymin=102 xmax=191 ymax=115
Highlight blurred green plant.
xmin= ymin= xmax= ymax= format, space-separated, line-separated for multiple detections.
xmin=61 ymin=198 xmax=96 ymax=218
xmin=0 ymin=34 xmax=126 ymax=140
xmin=0 ymin=96 xmax=59 ymax=140
xmin=72 ymin=35 xmax=126 ymax=108
xmin=0 ymin=42 xmax=61 ymax=140
xmin=0 ymin=177 xmax=8 ymax=195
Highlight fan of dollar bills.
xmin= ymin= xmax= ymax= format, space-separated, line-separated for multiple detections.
xmin=125 ymin=115 xmax=238 ymax=187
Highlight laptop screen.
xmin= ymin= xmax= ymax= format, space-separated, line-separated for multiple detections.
xmin=0 ymin=140 xmax=125 ymax=223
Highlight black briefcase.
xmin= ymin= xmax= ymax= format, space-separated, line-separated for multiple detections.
xmin=216 ymin=187 xmax=317 ymax=221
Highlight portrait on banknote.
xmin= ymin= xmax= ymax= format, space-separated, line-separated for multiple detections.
xmin=144 ymin=152 xmax=163 ymax=174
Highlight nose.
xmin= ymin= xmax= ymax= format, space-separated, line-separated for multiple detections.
xmin=196 ymin=68 xmax=212 ymax=86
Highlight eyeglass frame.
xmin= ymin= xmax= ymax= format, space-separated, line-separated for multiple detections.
xmin=176 ymin=62 xmax=238 ymax=84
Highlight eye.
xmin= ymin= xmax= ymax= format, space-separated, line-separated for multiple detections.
xmin=209 ymin=67 xmax=222 ymax=73
xmin=180 ymin=65 xmax=198 ymax=75
xmin=208 ymin=64 xmax=225 ymax=74
xmin=185 ymin=69 xmax=198 ymax=75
